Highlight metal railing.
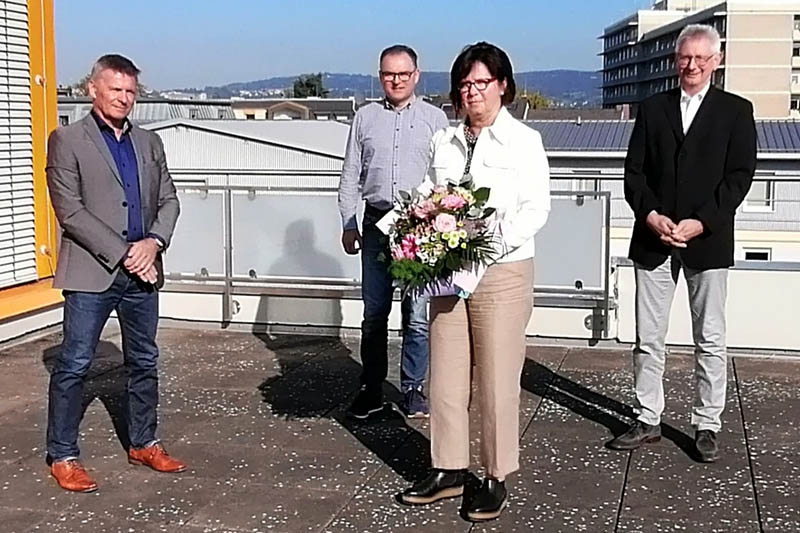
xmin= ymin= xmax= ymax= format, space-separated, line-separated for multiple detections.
xmin=164 ymin=172 xmax=614 ymax=336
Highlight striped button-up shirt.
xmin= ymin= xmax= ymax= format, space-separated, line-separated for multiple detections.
xmin=337 ymin=97 xmax=449 ymax=230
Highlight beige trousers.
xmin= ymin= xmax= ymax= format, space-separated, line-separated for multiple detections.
xmin=429 ymin=259 xmax=534 ymax=479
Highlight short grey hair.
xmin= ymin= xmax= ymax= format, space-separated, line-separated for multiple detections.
xmin=676 ymin=24 xmax=722 ymax=54
xmin=89 ymin=54 xmax=140 ymax=80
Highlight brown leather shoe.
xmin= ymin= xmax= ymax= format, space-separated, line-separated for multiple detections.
xmin=128 ymin=443 xmax=186 ymax=473
xmin=51 ymin=459 xmax=98 ymax=493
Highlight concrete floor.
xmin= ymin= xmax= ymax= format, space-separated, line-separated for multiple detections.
xmin=0 ymin=327 xmax=797 ymax=532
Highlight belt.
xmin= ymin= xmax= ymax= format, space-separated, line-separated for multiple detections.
xmin=364 ymin=203 xmax=392 ymax=218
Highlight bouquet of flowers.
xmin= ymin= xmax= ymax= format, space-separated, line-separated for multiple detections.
xmin=380 ymin=180 xmax=499 ymax=299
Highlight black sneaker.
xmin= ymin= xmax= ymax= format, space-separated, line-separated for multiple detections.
xmin=606 ymin=421 xmax=661 ymax=450
xmin=695 ymin=429 xmax=719 ymax=463
xmin=398 ymin=469 xmax=465 ymax=506
xmin=400 ymin=387 xmax=429 ymax=419
xmin=466 ymin=478 xmax=507 ymax=522
xmin=347 ymin=387 xmax=383 ymax=420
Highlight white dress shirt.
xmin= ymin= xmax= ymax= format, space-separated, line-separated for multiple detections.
xmin=423 ymin=107 xmax=551 ymax=263
xmin=680 ymin=82 xmax=711 ymax=134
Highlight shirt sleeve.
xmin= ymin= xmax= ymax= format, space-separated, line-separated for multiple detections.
xmin=499 ymin=129 xmax=551 ymax=252
xmin=337 ymin=111 xmax=363 ymax=231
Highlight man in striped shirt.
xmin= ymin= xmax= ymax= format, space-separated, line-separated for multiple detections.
xmin=338 ymin=44 xmax=448 ymax=420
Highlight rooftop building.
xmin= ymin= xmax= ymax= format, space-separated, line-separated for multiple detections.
xmin=601 ymin=0 xmax=800 ymax=118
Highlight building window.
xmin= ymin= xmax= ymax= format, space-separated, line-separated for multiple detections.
xmin=59 ymin=115 xmax=69 ymax=126
xmin=743 ymin=181 xmax=775 ymax=212
xmin=743 ymin=248 xmax=771 ymax=262
xmin=245 ymin=113 xmax=255 ymax=120
xmin=792 ymin=98 xmax=800 ymax=110
xmin=794 ymin=44 xmax=800 ymax=57
xmin=795 ymin=14 xmax=800 ymax=32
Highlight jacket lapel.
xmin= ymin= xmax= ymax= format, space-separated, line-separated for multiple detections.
xmin=129 ymin=126 xmax=147 ymax=195
xmin=82 ymin=115 xmax=123 ymax=186
xmin=662 ymin=88 xmax=684 ymax=143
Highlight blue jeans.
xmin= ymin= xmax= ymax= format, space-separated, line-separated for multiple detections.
xmin=47 ymin=271 xmax=160 ymax=462
xmin=360 ymin=223 xmax=429 ymax=392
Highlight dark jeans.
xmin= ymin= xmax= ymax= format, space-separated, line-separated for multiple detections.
xmin=360 ymin=223 xmax=429 ymax=393
xmin=47 ymin=271 xmax=160 ymax=462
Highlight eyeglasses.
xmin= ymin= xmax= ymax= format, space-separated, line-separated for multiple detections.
xmin=458 ymin=78 xmax=496 ymax=93
xmin=676 ymin=54 xmax=717 ymax=67
xmin=380 ymin=71 xmax=415 ymax=82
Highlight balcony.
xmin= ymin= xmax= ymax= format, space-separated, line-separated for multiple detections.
xmin=1 ymin=308 xmax=798 ymax=530
xmin=1 ymin=170 xmax=799 ymax=530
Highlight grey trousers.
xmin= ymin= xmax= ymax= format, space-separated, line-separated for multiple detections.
xmin=633 ymin=252 xmax=728 ymax=432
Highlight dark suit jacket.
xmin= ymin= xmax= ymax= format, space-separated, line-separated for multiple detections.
xmin=46 ymin=114 xmax=180 ymax=292
xmin=624 ymin=86 xmax=757 ymax=270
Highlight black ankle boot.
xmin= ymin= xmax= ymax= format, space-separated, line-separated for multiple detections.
xmin=466 ymin=478 xmax=507 ymax=522
xmin=399 ymin=469 xmax=465 ymax=506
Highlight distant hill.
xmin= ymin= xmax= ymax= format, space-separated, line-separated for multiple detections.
xmin=178 ymin=70 xmax=602 ymax=107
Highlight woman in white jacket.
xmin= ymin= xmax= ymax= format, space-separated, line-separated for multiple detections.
xmin=399 ymin=42 xmax=551 ymax=522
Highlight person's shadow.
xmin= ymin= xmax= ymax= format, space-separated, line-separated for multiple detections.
xmin=43 ymin=340 xmax=132 ymax=454
xmin=255 ymin=334 xmax=435 ymax=483
xmin=520 ymin=359 xmax=697 ymax=458
xmin=254 ymin=219 xmax=348 ymax=331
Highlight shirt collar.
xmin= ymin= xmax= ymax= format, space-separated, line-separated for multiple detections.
xmin=91 ymin=110 xmax=132 ymax=135
xmin=680 ymin=82 xmax=711 ymax=103
xmin=449 ymin=106 xmax=513 ymax=147
xmin=383 ymin=94 xmax=416 ymax=111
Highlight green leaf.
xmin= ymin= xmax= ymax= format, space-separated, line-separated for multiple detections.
xmin=473 ymin=187 xmax=491 ymax=203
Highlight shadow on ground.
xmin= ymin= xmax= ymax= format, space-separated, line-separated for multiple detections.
xmin=522 ymin=358 xmax=696 ymax=459
xmin=254 ymin=333 xmax=697 ymax=486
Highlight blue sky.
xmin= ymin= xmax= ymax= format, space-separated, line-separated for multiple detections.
xmin=55 ymin=0 xmax=654 ymax=90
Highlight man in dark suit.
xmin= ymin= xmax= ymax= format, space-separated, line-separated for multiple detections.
xmin=607 ymin=25 xmax=757 ymax=462
xmin=46 ymin=55 xmax=185 ymax=492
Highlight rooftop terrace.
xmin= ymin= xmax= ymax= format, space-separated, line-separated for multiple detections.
xmin=1 ymin=327 xmax=798 ymax=532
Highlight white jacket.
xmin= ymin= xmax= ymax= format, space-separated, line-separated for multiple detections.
xmin=424 ymin=106 xmax=551 ymax=263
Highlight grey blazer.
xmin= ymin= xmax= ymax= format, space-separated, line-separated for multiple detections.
xmin=46 ymin=114 xmax=180 ymax=292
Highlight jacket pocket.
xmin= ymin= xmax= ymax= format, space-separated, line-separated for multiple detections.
xmin=477 ymin=157 xmax=518 ymax=210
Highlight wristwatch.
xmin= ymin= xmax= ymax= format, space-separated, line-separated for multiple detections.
xmin=148 ymin=234 xmax=165 ymax=250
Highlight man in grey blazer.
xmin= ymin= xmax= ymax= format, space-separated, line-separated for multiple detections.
xmin=46 ymin=54 xmax=185 ymax=492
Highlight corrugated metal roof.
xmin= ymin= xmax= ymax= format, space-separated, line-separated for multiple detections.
xmin=526 ymin=120 xmax=634 ymax=151
xmin=755 ymin=120 xmax=800 ymax=153
xmin=145 ymin=119 xmax=350 ymax=158
xmin=58 ymin=99 xmax=236 ymax=125
xmin=524 ymin=120 xmax=800 ymax=153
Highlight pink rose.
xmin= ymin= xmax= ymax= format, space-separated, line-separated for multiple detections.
xmin=411 ymin=199 xmax=436 ymax=220
xmin=440 ymin=194 xmax=467 ymax=210
xmin=432 ymin=213 xmax=457 ymax=233
xmin=391 ymin=247 xmax=406 ymax=261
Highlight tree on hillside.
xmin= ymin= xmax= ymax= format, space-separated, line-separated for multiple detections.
xmin=292 ymin=73 xmax=328 ymax=98
xmin=518 ymin=90 xmax=552 ymax=109
xmin=69 ymin=73 xmax=150 ymax=97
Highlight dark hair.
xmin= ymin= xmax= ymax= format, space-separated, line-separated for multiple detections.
xmin=449 ymin=42 xmax=515 ymax=113
xmin=90 ymin=54 xmax=141 ymax=80
xmin=379 ymin=44 xmax=418 ymax=69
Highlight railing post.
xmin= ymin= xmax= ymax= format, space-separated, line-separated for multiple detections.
xmin=222 ymin=186 xmax=233 ymax=326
